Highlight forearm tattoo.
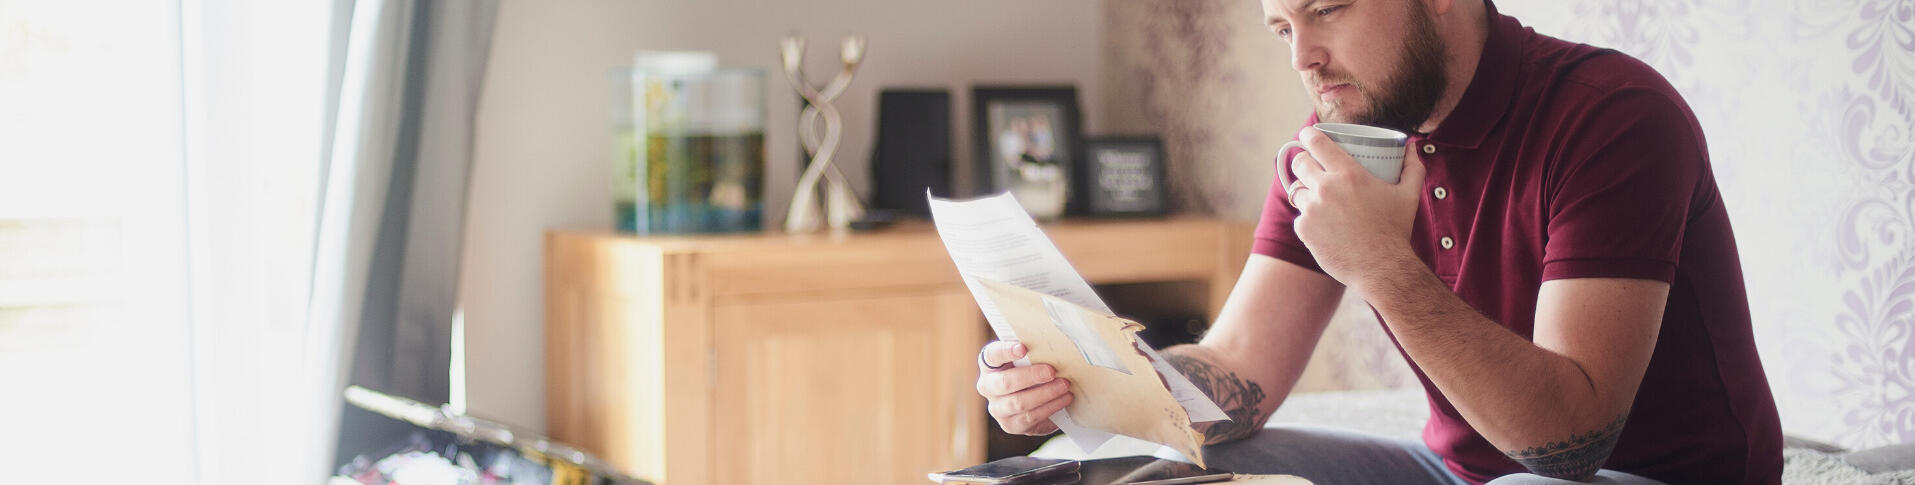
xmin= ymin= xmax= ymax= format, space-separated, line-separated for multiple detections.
xmin=1162 ymin=351 xmax=1268 ymax=445
xmin=1501 ymin=413 xmax=1629 ymax=480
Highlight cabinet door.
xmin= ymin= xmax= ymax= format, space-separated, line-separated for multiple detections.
xmin=712 ymin=290 xmax=983 ymax=484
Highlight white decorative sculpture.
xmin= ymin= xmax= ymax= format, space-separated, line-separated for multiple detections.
xmin=780 ymin=34 xmax=867 ymax=232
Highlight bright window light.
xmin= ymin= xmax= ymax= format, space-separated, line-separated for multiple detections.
xmin=0 ymin=0 xmax=195 ymax=482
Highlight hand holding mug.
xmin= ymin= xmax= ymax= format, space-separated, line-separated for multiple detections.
xmin=1277 ymin=124 xmax=1427 ymax=287
xmin=1277 ymin=122 xmax=1409 ymax=207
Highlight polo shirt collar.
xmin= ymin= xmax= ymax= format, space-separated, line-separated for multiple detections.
xmin=1427 ymin=0 xmax=1522 ymax=149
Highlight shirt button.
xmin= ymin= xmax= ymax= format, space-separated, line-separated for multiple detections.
xmin=1433 ymin=186 xmax=1448 ymax=200
xmin=1423 ymin=144 xmax=1437 ymax=154
xmin=1440 ymin=236 xmax=1455 ymax=250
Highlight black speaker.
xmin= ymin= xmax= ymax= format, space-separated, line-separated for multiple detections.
xmin=869 ymin=89 xmax=953 ymax=217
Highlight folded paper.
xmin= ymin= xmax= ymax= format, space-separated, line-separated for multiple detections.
xmin=978 ymin=278 xmax=1207 ymax=468
xmin=927 ymin=191 xmax=1226 ymax=462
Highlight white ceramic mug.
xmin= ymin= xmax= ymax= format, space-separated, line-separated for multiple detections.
xmin=1276 ymin=123 xmax=1410 ymax=198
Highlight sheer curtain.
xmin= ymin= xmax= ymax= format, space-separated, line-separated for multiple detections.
xmin=191 ymin=0 xmax=497 ymax=480
xmin=0 ymin=0 xmax=494 ymax=482
xmin=0 ymin=1 xmax=197 ymax=481
xmin=309 ymin=0 xmax=498 ymax=474
xmin=190 ymin=0 xmax=498 ymax=480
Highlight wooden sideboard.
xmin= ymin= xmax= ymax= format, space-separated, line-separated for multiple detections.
xmin=543 ymin=218 xmax=1255 ymax=485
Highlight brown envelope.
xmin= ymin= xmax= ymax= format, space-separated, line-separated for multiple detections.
xmin=978 ymin=278 xmax=1207 ymax=468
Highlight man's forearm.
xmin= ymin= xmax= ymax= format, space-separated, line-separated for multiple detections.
xmin=1352 ymin=258 xmax=1624 ymax=479
xmin=1161 ymin=344 xmax=1273 ymax=445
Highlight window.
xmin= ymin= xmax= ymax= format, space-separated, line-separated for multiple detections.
xmin=0 ymin=0 xmax=196 ymax=480
xmin=1 ymin=1 xmax=330 ymax=481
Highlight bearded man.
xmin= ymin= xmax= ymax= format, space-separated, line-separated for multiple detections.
xmin=973 ymin=1 xmax=1783 ymax=483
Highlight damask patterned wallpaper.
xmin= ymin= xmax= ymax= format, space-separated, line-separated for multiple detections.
xmin=1106 ymin=0 xmax=1915 ymax=448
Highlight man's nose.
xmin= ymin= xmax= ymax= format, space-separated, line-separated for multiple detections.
xmin=1289 ymin=29 xmax=1327 ymax=72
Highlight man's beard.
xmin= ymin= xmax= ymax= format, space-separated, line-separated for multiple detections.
xmin=1313 ymin=3 xmax=1448 ymax=133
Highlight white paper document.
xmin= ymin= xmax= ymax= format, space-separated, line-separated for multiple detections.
xmin=928 ymin=191 xmax=1227 ymax=456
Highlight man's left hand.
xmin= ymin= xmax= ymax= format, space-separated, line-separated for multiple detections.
xmin=1287 ymin=126 xmax=1428 ymax=288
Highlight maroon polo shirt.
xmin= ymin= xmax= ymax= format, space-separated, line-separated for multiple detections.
xmin=1252 ymin=3 xmax=1783 ymax=484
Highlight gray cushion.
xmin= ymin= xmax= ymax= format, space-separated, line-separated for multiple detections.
xmin=1783 ymin=447 xmax=1915 ymax=485
xmin=1844 ymin=443 xmax=1915 ymax=474
xmin=1783 ymin=435 xmax=1847 ymax=454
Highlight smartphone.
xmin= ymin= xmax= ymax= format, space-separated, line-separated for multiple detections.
xmin=1112 ymin=460 xmax=1233 ymax=485
xmin=929 ymin=456 xmax=1081 ymax=484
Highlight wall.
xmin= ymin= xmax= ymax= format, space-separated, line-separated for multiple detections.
xmin=460 ymin=0 xmax=1105 ymax=433
xmin=1103 ymin=0 xmax=1308 ymax=220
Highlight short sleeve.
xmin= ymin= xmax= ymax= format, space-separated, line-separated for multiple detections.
xmin=1252 ymin=118 xmax=1327 ymax=274
xmin=1541 ymin=87 xmax=1706 ymax=283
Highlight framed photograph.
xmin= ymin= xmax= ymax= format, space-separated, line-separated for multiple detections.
xmin=972 ymin=86 xmax=1081 ymax=219
xmin=1077 ymin=136 xmax=1168 ymax=217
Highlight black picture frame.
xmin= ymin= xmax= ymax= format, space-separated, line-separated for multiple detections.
xmin=971 ymin=86 xmax=1082 ymax=204
xmin=1076 ymin=136 xmax=1168 ymax=217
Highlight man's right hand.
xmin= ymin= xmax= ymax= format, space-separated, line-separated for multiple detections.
xmin=976 ymin=340 xmax=1073 ymax=436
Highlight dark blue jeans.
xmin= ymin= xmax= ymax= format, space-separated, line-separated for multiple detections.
xmin=1172 ymin=425 xmax=1666 ymax=485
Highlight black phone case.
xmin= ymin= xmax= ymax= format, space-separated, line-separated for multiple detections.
xmin=934 ymin=456 xmax=1081 ymax=484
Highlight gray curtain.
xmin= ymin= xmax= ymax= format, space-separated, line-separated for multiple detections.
xmin=313 ymin=0 xmax=498 ymax=468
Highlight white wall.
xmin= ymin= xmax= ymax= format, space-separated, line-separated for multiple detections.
xmin=460 ymin=0 xmax=1105 ymax=432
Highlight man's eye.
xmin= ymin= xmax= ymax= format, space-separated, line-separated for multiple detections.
xmin=1278 ymin=27 xmax=1292 ymax=38
xmin=1317 ymin=5 xmax=1342 ymax=16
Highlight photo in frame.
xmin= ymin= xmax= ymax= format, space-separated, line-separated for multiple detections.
xmin=971 ymin=86 xmax=1081 ymax=219
xmin=1076 ymin=136 xmax=1168 ymax=217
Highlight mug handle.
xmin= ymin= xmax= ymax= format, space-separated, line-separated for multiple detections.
xmin=1276 ymin=140 xmax=1305 ymax=205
